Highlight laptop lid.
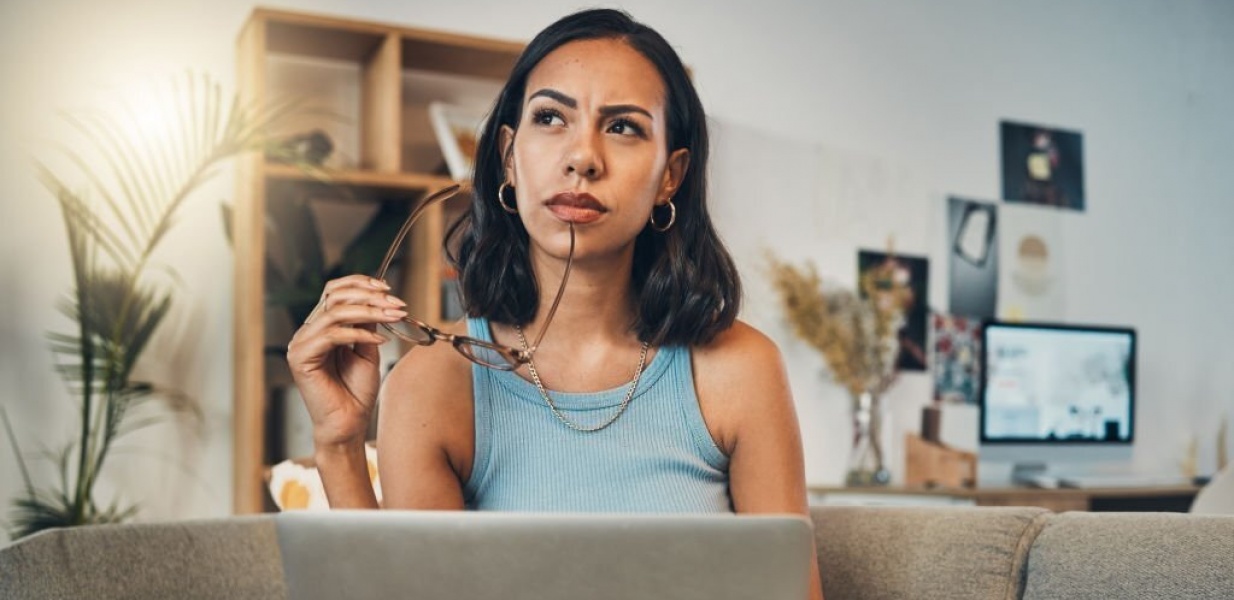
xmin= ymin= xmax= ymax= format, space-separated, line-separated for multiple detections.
xmin=276 ymin=510 xmax=813 ymax=600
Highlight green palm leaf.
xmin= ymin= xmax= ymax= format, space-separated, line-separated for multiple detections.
xmin=5 ymin=70 xmax=309 ymax=540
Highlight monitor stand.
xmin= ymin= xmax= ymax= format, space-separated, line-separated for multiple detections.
xmin=1009 ymin=461 xmax=1051 ymax=486
xmin=977 ymin=443 xmax=1135 ymax=488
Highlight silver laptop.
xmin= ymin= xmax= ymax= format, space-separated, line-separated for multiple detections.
xmin=276 ymin=510 xmax=813 ymax=600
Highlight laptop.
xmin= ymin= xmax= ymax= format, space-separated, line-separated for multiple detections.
xmin=276 ymin=510 xmax=813 ymax=600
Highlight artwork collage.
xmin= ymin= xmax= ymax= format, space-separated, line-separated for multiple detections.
xmin=853 ymin=121 xmax=1086 ymax=406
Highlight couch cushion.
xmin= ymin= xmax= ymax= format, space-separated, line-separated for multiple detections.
xmin=0 ymin=515 xmax=286 ymax=600
xmin=1023 ymin=512 xmax=1234 ymax=600
xmin=811 ymin=505 xmax=1049 ymax=600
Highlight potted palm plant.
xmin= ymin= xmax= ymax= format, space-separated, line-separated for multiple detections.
xmin=0 ymin=72 xmax=305 ymax=539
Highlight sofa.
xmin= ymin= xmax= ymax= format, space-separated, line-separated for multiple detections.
xmin=2 ymin=506 xmax=1232 ymax=599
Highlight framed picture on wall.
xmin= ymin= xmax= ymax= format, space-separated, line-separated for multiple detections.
xmin=1000 ymin=120 xmax=1085 ymax=212
xmin=858 ymin=250 xmax=930 ymax=372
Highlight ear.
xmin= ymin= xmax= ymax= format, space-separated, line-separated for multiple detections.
xmin=499 ymin=124 xmax=517 ymax=186
xmin=658 ymin=148 xmax=690 ymax=205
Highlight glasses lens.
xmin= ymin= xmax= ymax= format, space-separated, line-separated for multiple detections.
xmin=457 ymin=340 xmax=518 ymax=371
xmin=382 ymin=319 xmax=434 ymax=344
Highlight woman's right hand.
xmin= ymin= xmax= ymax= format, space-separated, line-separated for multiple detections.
xmin=286 ymin=275 xmax=408 ymax=450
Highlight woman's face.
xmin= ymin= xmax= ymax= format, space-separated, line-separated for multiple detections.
xmin=502 ymin=38 xmax=688 ymax=263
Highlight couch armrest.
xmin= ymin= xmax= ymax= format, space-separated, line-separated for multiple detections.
xmin=1023 ymin=512 xmax=1234 ymax=600
xmin=810 ymin=505 xmax=1050 ymax=600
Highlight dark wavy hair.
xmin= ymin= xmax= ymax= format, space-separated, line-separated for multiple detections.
xmin=445 ymin=8 xmax=741 ymax=347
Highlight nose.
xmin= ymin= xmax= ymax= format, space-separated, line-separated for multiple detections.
xmin=564 ymin=130 xmax=604 ymax=180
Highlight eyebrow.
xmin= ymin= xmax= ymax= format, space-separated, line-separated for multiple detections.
xmin=528 ymin=88 xmax=654 ymax=120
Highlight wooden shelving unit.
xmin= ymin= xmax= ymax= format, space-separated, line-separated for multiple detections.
xmin=233 ymin=7 xmax=523 ymax=513
xmin=263 ymin=163 xmax=457 ymax=191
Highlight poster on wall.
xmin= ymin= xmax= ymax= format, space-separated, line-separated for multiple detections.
xmin=998 ymin=203 xmax=1067 ymax=320
xmin=858 ymin=250 xmax=930 ymax=371
xmin=932 ymin=313 xmax=982 ymax=405
xmin=1000 ymin=120 xmax=1085 ymax=211
xmin=947 ymin=197 xmax=999 ymax=319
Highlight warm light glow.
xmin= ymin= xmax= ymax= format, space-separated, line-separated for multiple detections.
xmin=121 ymin=82 xmax=179 ymax=150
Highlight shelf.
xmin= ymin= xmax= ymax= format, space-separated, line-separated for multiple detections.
xmin=252 ymin=7 xmax=522 ymax=78
xmin=264 ymin=163 xmax=457 ymax=193
xmin=265 ymin=19 xmax=387 ymax=62
xmin=809 ymin=484 xmax=1202 ymax=512
xmin=401 ymin=36 xmax=519 ymax=79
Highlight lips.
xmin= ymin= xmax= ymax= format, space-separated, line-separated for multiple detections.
xmin=546 ymin=192 xmax=607 ymax=224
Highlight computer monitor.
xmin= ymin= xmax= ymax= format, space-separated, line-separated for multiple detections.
xmin=978 ymin=321 xmax=1136 ymax=483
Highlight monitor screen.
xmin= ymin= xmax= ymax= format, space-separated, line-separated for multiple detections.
xmin=980 ymin=321 xmax=1135 ymax=444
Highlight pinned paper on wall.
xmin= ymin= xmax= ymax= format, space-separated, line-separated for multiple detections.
xmin=947 ymin=197 xmax=999 ymax=319
xmin=998 ymin=204 xmax=1067 ymax=320
xmin=932 ymin=313 xmax=983 ymax=405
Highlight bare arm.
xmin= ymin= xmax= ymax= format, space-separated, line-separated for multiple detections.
xmin=286 ymin=275 xmax=406 ymax=509
xmin=375 ymin=323 xmax=475 ymax=510
xmin=315 ymin=442 xmax=380 ymax=509
xmin=696 ymin=322 xmax=825 ymax=600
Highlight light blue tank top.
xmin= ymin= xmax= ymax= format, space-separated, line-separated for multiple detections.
xmin=462 ymin=317 xmax=732 ymax=513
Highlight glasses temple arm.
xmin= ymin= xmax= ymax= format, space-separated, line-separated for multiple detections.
xmin=374 ymin=184 xmax=463 ymax=279
xmin=529 ymin=222 xmax=575 ymax=352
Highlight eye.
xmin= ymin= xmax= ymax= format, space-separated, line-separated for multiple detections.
xmin=532 ymin=107 xmax=565 ymax=127
xmin=607 ymin=118 xmax=646 ymax=138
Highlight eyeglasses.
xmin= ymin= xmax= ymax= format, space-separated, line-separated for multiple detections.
xmin=374 ymin=184 xmax=574 ymax=371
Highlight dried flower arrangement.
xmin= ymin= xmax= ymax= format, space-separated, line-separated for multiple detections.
xmin=766 ymin=252 xmax=912 ymax=399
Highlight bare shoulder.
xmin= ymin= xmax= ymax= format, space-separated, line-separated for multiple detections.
xmin=381 ymin=319 xmax=474 ymax=408
xmin=377 ymin=319 xmax=475 ymax=487
xmin=691 ymin=320 xmax=794 ymax=455
xmin=692 ymin=319 xmax=786 ymax=373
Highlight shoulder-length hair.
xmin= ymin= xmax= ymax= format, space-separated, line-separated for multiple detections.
xmin=445 ymin=8 xmax=741 ymax=347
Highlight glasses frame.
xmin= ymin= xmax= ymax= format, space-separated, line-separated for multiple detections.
xmin=374 ymin=184 xmax=574 ymax=371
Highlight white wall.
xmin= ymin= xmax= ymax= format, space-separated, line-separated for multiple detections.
xmin=2 ymin=0 xmax=1232 ymax=523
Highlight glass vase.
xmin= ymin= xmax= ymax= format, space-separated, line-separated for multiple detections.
xmin=846 ymin=391 xmax=891 ymax=486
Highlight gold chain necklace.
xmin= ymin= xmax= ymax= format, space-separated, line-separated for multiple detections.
xmin=514 ymin=325 xmax=650 ymax=433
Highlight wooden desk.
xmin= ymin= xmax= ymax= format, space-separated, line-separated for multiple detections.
xmin=810 ymin=484 xmax=1201 ymax=513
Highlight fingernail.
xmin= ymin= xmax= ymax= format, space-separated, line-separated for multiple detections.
xmin=371 ymin=278 xmax=391 ymax=290
xmin=383 ymin=308 xmax=408 ymax=317
xmin=385 ymin=295 xmax=406 ymax=307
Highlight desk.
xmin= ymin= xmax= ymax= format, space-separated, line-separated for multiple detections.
xmin=809 ymin=484 xmax=1201 ymax=512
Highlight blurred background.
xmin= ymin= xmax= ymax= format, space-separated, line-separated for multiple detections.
xmin=1 ymin=0 xmax=1231 ymax=523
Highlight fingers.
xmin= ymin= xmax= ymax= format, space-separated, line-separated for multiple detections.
xmin=312 ymin=304 xmax=408 ymax=329
xmin=291 ymin=274 xmax=411 ymax=371
xmin=351 ymin=330 xmax=382 ymax=363
xmin=288 ymin=326 xmax=388 ymax=372
xmin=324 ymin=274 xmax=391 ymax=295
xmin=321 ymin=287 xmax=406 ymax=313
xmin=305 ymin=275 xmax=406 ymax=326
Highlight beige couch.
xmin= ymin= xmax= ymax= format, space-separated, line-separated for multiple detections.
xmin=2 ymin=506 xmax=1232 ymax=599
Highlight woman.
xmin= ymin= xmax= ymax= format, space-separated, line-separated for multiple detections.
xmin=287 ymin=8 xmax=823 ymax=599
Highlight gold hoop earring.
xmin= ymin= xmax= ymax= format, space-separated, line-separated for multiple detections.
xmin=649 ymin=200 xmax=676 ymax=232
xmin=497 ymin=181 xmax=519 ymax=214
